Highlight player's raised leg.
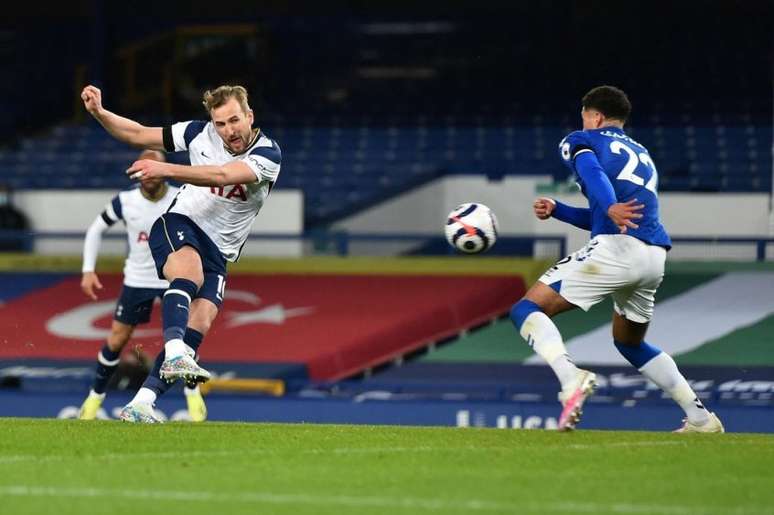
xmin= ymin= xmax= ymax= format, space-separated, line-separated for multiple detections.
xmin=158 ymin=245 xmax=211 ymax=383
xmin=511 ymin=281 xmax=597 ymax=431
xmin=79 ymin=320 xmax=134 ymax=420
xmin=612 ymin=313 xmax=723 ymax=433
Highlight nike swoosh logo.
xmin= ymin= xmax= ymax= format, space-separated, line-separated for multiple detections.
xmin=201 ymin=151 xmax=209 ymax=158
xmin=176 ymin=304 xmax=189 ymax=311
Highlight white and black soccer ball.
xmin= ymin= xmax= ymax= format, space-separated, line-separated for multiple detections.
xmin=445 ymin=202 xmax=498 ymax=254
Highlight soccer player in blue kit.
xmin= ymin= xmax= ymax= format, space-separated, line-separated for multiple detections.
xmin=511 ymin=86 xmax=723 ymax=432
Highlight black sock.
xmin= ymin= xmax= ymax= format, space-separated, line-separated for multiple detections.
xmin=93 ymin=344 xmax=121 ymax=394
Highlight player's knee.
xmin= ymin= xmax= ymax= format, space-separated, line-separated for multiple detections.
xmin=164 ymin=251 xmax=204 ymax=287
xmin=510 ymin=299 xmax=542 ymax=330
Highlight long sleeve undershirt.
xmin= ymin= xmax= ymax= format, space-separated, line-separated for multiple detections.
xmin=82 ymin=215 xmax=111 ymax=273
xmin=574 ymin=150 xmax=617 ymax=213
xmin=551 ymin=201 xmax=592 ymax=231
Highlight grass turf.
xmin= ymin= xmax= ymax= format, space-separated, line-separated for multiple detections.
xmin=1 ymin=418 xmax=773 ymax=515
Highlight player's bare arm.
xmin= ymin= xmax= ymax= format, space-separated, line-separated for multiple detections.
xmin=81 ymin=85 xmax=165 ymax=151
xmin=533 ymin=197 xmax=556 ymax=220
xmin=126 ymin=159 xmax=257 ymax=187
xmin=607 ymin=199 xmax=644 ymax=233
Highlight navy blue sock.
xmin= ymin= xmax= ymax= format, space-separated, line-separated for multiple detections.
xmin=92 ymin=344 xmax=121 ymax=394
xmin=614 ymin=340 xmax=662 ymax=369
xmin=142 ymin=328 xmax=205 ymax=396
xmin=162 ymin=278 xmax=199 ymax=343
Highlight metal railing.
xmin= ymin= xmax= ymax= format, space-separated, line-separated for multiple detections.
xmin=3 ymin=230 xmax=774 ymax=260
xmin=0 ymin=230 xmax=566 ymax=258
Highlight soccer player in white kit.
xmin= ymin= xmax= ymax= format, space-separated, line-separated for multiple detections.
xmin=77 ymin=149 xmax=207 ymax=422
xmin=510 ymin=86 xmax=723 ymax=432
xmin=81 ymin=84 xmax=280 ymax=423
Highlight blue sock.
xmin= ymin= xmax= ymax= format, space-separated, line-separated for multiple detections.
xmin=509 ymin=299 xmax=542 ymax=331
xmin=614 ymin=340 xmax=662 ymax=368
xmin=143 ymin=328 xmax=205 ymax=396
xmin=162 ymin=278 xmax=199 ymax=343
xmin=92 ymin=344 xmax=121 ymax=394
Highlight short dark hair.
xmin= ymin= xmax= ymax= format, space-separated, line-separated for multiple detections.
xmin=581 ymin=85 xmax=631 ymax=123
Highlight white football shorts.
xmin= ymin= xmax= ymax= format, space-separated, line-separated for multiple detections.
xmin=538 ymin=234 xmax=667 ymax=323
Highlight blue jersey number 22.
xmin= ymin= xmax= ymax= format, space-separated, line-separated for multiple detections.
xmin=610 ymin=141 xmax=659 ymax=195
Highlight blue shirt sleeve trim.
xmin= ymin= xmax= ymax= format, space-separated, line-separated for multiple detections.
xmin=110 ymin=195 xmax=123 ymax=220
xmin=248 ymin=140 xmax=282 ymax=165
xmin=183 ymin=121 xmax=208 ymax=148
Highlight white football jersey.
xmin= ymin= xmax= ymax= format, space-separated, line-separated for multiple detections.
xmin=165 ymin=120 xmax=281 ymax=262
xmin=106 ymin=186 xmax=179 ymax=288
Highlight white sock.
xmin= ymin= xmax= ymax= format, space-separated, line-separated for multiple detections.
xmin=639 ymin=353 xmax=710 ymax=425
xmin=164 ymin=338 xmax=188 ymax=359
xmin=130 ymin=387 xmax=158 ymax=406
xmin=520 ymin=311 xmax=580 ymax=390
xmin=183 ymin=385 xmax=200 ymax=397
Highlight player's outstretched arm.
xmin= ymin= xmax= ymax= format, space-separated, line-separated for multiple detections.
xmin=534 ymin=197 xmax=592 ymax=231
xmin=81 ymin=85 xmax=165 ymax=151
xmin=126 ymin=159 xmax=257 ymax=187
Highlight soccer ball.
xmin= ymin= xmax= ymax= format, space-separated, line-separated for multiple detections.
xmin=445 ymin=203 xmax=498 ymax=254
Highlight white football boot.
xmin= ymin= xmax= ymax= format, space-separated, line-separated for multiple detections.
xmin=674 ymin=412 xmax=725 ymax=433
xmin=558 ymin=369 xmax=597 ymax=431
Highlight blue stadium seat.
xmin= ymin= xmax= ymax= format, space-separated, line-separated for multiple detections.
xmin=1 ymin=116 xmax=770 ymax=226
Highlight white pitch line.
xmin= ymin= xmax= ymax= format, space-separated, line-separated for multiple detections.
xmin=0 ymin=439 xmax=765 ymax=465
xmin=0 ymin=446 xmax=481 ymax=464
xmin=565 ymin=441 xmax=688 ymax=450
xmin=0 ymin=485 xmax=510 ymax=512
xmin=1 ymin=485 xmax=771 ymax=515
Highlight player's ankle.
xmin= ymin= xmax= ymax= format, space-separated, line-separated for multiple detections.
xmin=164 ymin=338 xmax=188 ymax=359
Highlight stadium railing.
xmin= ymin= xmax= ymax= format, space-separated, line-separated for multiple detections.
xmin=4 ymin=231 xmax=774 ymax=261
xmin=0 ymin=229 xmax=567 ymax=258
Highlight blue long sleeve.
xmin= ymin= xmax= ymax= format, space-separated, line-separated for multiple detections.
xmin=575 ymin=151 xmax=617 ymax=212
xmin=552 ymin=201 xmax=591 ymax=231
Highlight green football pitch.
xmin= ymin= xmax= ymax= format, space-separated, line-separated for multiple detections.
xmin=2 ymin=419 xmax=773 ymax=515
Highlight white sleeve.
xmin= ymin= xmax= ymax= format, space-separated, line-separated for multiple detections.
xmin=243 ymin=141 xmax=282 ymax=182
xmin=244 ymin=154 xmax=280 ymax=182
xmin=82 ymin=215 xmax=110 ymax=273
xmin=170 ymin=121 xmax=208 ymax=152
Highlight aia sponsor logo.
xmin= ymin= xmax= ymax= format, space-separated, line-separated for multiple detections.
xmin=210 ymin=184 xmax=248 ymax=201
xmin=137 ymin=231 xmax=149 ymax=243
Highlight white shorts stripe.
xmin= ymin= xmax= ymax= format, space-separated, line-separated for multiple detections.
xmin=164 ymin=289 xmax=192 ymax=303
xmin=160 ymin=216 xmax=175 ymax=252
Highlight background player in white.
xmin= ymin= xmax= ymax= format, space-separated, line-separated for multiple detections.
xmin=510 ymin=85 xmax=723 ymax=432
xmin=81 ymin=84 xmax=281 ymax=423
xmin=77 ymin=150 xmax=207 ymax=422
